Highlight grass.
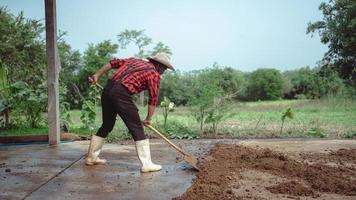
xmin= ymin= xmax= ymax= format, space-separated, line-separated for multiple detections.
xmin=1 ymin=98 xmax=355 ymax=140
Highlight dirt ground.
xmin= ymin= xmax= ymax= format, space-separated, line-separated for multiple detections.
xmin=173 ymin=140 xmax=356 ymax=200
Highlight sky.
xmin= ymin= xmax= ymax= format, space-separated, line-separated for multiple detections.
xmin=1 ymin=0 xmax=328 ymax=72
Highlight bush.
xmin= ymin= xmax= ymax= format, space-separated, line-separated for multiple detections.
xmin=247 ymin=68 xmax=283 ymax=101
xmin=306 ymin=127 xmax=327 ymax=138
xmin=343 ymin=130 xmax=356 ymax=139
xmin=158 ymin=122 xmax=198 ymax=139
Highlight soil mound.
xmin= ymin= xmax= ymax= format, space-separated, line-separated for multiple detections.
xmin=173 ymin=144 xmax=356 ymax=200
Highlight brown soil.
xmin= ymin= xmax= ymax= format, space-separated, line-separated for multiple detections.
xmin=173 ymin=144 xmax=356 ymax=200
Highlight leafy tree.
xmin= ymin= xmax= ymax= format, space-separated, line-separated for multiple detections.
xmin=205 ymin=100 xmax=235 ymax=135
xmin=57 ymin=32 xmax=83 ymax=109
xmin=284 ymin=66 xmax=345 ymax=99
xmin=247 ymin=68 xmax=283 ymax=101
xmin=0 ymin=7 xmax=46 ymax=86
xmin=207 ymin=64 xmax=247 ymax=99
xmin=0 ymin=7 xmax=46 ymax=128
xmin=160 ymin=70 xmax=194 ymax=106
xmin=189 ymin=69 xmax=222 ymax=131
xmin=283 ymin=67 xmax=316 ymax=98
xmin=77 ymin=40 xmax=118 ymax=99
xmin=307 ymin=0 xmax=356 ymax=86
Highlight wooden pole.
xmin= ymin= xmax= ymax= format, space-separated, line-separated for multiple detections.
xmin=45 ymin=0 xmax=60 ymax=145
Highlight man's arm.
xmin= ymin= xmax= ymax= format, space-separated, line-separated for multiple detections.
xmin=88 ymin=62 xmax=111 ymax=84
xmin=143 ymin=76 xmax=160 ymax=126
xmin=143 ymin=105 xmax=156 ymax=125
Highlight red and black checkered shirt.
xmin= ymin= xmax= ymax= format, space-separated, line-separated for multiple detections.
xmin=109 ymin=57 xmax=160 ymax=106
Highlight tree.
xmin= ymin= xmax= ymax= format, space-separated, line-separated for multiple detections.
xmin=247 ymin=69 xmax=283 ymax=101
xmin=160 ymin=70 xmax=194 ymax=106
xmin=57 ymin=31 xmax=83 ymax=109
xmin=189 ymin=69 xmax=222 ymax=131
xmin=0 ymin=7 xmax=47 ymax=128
xmin=307 ymin=0 xmax=356 ymax=86
xmin=77 ymin=40 xmax=118 ymax=99
xmin=0 ymin=7 xmax=46 ymax=86
xmin=207 ymin=64 xmax=247 ymax=99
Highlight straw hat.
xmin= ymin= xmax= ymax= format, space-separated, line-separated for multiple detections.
xmin=147 ymin=53 xmax=175 ymax=71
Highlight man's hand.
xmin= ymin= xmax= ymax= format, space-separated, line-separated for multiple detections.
xmin=88 ymin=74 xmax=98 ymax=85
xmin=142 ymin=119 xmax=151 ymax=126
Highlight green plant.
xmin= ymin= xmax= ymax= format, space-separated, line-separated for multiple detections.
xmin=80 ymin=85 xmax=100 ymax=131
xmin=343 ymin=130 xmax=356 ymax=139
xmin=306 ymin=127 xmax=327 ymax=138
xmin=158 ymin=122 xmax=198 ymax=139
xmin=280 ymin=107 xmax=294 ymax=134
xmin=205 ymin=101 xmax=235 ymax=135
xmin=7 ymin=81 xmax=47 ymax=128
xmin=160 ymin=96 xmax=175 ymax=127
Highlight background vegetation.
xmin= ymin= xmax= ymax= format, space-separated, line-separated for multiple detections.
xmin=0 ymin=0 xmax=355 ymax=140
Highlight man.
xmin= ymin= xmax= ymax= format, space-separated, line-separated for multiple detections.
xmin=86 ymin=52 xmax=174 ymax=173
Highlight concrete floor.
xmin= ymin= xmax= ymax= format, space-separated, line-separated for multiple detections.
xmin=0 ymin=139 xmax=219 ymax=200
xmin=2 ymin=138 xmax=355 ymax=200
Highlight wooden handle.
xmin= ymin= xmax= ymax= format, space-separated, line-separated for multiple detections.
xmin=95 ymin=83 xmax=103 ymax=90
xmin=145 ymin=124 xmax=189 ymax=156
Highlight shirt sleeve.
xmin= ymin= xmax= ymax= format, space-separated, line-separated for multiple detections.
xmin=147 ymin=75 xmax=160 ymax=106
xmin=110 ymin=58 xmax=131 ymax=69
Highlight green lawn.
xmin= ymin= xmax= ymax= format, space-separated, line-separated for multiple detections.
xmin=1 ymin=98 xmax=355 ymax=140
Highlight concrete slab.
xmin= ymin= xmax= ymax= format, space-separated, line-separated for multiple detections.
xmin=0 ymin=141 xmax=86 ymax=200
xmin=4 ymin=138 xmax=353 ymax=200
xmin=0 ymin=139 xmax=220 ymax=200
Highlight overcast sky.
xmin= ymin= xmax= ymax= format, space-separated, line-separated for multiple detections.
xmin=1 ymin=0 xmax=328 ymax=72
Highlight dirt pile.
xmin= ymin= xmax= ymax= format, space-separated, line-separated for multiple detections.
xmin=173 ymin=144 xmax=356 ymax=200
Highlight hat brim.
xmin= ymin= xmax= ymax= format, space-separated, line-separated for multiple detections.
xmin=148 ymin=57 xmax=175 ymax=71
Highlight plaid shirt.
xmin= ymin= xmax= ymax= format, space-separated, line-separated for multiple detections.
xmin=109 ymin=57 xmax=160 ymax=106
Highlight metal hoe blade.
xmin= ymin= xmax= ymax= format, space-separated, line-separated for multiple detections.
xmin=145 ymin=125 xmax=200 ymax=171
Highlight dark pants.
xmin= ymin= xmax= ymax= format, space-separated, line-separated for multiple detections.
xmin=96 ymin=80 xmax=146 ymax=141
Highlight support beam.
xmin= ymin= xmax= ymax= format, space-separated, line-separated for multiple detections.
xmin=45 ymin=0 xmax=60 ymax=145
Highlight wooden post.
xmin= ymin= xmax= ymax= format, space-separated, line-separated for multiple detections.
xmin=45 ymin=0 xmax=60 ymax=145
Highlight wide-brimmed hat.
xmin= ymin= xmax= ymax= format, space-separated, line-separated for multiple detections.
xmin=147 ymin=52 xmax=175 ymax=71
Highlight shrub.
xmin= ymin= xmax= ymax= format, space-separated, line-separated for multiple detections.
xmin=343 ymin=130 xmax=356 ymax=139
xmin=306 ymin=127 xmax=327 ymax=138
xmin=158 ymin=121 xmax=198 ymax=139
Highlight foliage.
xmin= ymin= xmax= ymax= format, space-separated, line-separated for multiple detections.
xmin=210 ymin=64 xmax=247 ymax=98
xmin=189 ymin=69 xmax=223 ymax=131
xmin=158 ymin=121 xmax=198 ymax=139
xmin=247 ymin=68 xmax=283 ymax=101
xmin=117 ymin=29 xmax=172 ymax=59
xmin=80 ymin=85 xmax=100 ymax=131
xmin=280 ymin=107 xmax=294 ymax=134
xmin=205 ymin=102 xmax=235 ymax=135
xmin=283 ymin=66 xmax=346 ymax=99
xmin=306 ymin=127 xmax=327 ymax=138
xmin=343 ymin=130 xmax=356 ymax=138
xmin=8 ymin=81 xmax=47 ymax=128
xmin=307 ymin=0 xmax=356 ymax=86
xmin=160 ymin=71 xmax=194 ymax=106
xmin=0 ymin=7 xmax=46 ymax=86
xmin=57 ymin=32 xmax=83 ymax=109
xmin=160 ymin=96 xmax=175 ymax=127
xmin=77 ymin=40 xmax=118 ymax=98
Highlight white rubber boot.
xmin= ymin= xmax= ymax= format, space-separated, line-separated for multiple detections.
xmin=135 ymin=139 xmax=162 ymax=172
xmin=85 ymin=135 xmax=107 ymax=166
